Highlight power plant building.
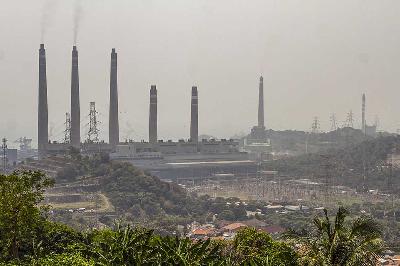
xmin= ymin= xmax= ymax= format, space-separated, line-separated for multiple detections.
xmin=36 ymin=45 xmax=250 ymax=171
xmin=111 ymin=85 xmax=243 ymax=159
xmin=34 ymin=45 xmax=269 ymax=180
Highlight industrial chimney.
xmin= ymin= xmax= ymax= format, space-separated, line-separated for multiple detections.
xmin=149 ymin=85 xmax=157 ymax=144
xmin=258 ymin=76 xmax=265 ymax=128
xmin=38 ymin=44 xmax=48 ymax=158
xmin=362 ymin=93 xmax=366 ymax=134
xmin=190 ymin=86 xmax=199 ymax=143
xmin=109 ymin=48 xmax=119 ymax=148
xmin=70 ymin=46 xmax=80 ymax=148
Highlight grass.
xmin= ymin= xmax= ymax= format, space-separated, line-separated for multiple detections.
xmin=47 ymin=192 xmax=114 ymax=212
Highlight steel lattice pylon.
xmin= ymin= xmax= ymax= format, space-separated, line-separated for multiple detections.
xmin=87 ymin=102 xmax=100 ymax=143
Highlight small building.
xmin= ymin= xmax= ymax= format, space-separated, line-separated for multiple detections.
xmin=222 ymin=223 xmax=247 ymax=233
xmin=258 ymin=225 xmax=286 ymax=235
xmin=190 ymin=228 xmax=216 ymax=240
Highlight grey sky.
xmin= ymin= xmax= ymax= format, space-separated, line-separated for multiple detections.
xmin=1 ymin=0 xmax=400 ymax=147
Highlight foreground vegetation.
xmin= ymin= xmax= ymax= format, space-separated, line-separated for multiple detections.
xmin=0 ymin=170 xmax=385 ymax=265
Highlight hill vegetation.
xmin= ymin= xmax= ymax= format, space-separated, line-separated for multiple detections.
xmin=261 ymin=127 xmax=372 ymax=154
xmin=52 ymin=150 xmax=249 ymax=231
xmin=264 ymin=135 xmax=400 ymax=192
xmin=0 ymin=170 xmax=383 ymax=265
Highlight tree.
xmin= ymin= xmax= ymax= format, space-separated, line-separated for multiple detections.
xmin=0 ymin=170 xmax=54 ymax=259
xmin=232 ymin=227 xmax=298 ymax=265
xmin=32 ymin=252 xmax=94 ymax=266
xmin=157 ymin=236 xmax=222 ymax=265
xmin=83 ymin=225 xmax=159 ymax=265
xmin=294 ymin=207 xmax=383 ymax=265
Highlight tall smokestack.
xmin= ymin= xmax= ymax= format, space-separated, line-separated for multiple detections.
xmin=149 ymin=85 xmax=157 ymax=143
xmin=258 ymin=76 xmax=265 ymax=128
xmin=70 ymin=45 xmax=80 ymax=148
xmin=190 ymin=86 xmax=199 ymax=143
xmin=38 ymin=44 xmax=48 ymax=157
xmin=362 ymin=93 xmax=366 ymax=134
xmin=109 ymin=48 xmax=119 ymax=147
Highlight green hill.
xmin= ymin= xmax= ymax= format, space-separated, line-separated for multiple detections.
xmin=30 ymin=151 xmax=249 ymax=232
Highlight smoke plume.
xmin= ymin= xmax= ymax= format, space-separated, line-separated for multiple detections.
xmin=73 ymin=0 xmax=83 ymax=44
xmin=40 ymin=0 xmax=58 ymax=43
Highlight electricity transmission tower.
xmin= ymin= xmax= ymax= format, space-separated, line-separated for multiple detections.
xmin=330 ymin=113 xmax=338 ymax=131
xmin=311 ymin=117 xmax=320 ymax=134
xmin=64 ymin=112 xmax=71 ymax=144
xmin=345 ymin=110 xmax=354 ymax=128
xmin=1 ymin=138 xmax=7 ymax=172
xmin=87 ymin=102 xmax=100 ymax=143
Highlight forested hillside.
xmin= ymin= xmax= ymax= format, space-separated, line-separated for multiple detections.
xmin=50 ymin=151 xmax=250 ymax=231
xmin=265 ymin=135 xmax=400 ymax=192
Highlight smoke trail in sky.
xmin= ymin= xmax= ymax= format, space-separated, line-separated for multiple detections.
xmin=73 ymin=0 xmax=83 ymax=44
xmin=40 ymin=0 xmax=58 ymax=43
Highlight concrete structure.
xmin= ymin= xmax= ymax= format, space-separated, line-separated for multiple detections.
xmin=248 ymin=76 xmax=268 ymax=141
xmin=258 ymin=76 xmax=264 ymax=128
xmin=109 ymin=48 xmax=119 ymax=148
xmin=362 ymin=93 xmax=366 ymax=134
xmin=70 ymin=46 xmax=80 ymax=148
xmin=244 ymin=76 xmax=272 ymax=160
xmin=46 ymin=141 xmax=112 ymax=156
xmin=110 ymin=138 xmax=251 ymax=180
xmin=36 ymin=47 xmax=261 ymax=166
xmin=112 ymin=138 xmax=241 ymax=159
xmin=190 ymin=86 xmax=199 ymax=143
xmin=38 ymin=44 xmax=48 ymax=158
xmin=361 ymin=94 xmax=377 ymax=137
xmin=149 ymin=85 xmax=158 ymax=144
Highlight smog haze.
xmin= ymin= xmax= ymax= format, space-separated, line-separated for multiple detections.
xmin=1 ymin=0 xmax=400 ymax=146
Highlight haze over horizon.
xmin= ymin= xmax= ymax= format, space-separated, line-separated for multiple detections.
xmin=1 ymin=0 xmax=400 ymax=147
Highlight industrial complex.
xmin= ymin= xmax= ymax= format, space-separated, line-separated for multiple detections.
xmin=0 ymin=43 xmax=375 ymax=177
xmin=35 ymin=44 xmax=272 ymax=178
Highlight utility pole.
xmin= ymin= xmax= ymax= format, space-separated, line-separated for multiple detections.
xmin=64 ymin=112 xmax=71 ymax=144
xmin=2 ymin=138 xmax=7 ymax=173
xmin=87 ymin=102 xmax=100 ymax=143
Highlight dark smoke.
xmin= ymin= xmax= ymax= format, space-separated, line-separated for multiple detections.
xmin=73 ymin=0 xmax=83 ymax=45
xmin=40 ymin=0 xmax=58 ymax=43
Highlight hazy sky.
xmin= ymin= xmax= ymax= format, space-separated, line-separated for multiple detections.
xmin=1 ymin=0 xmax=400 ymax=147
